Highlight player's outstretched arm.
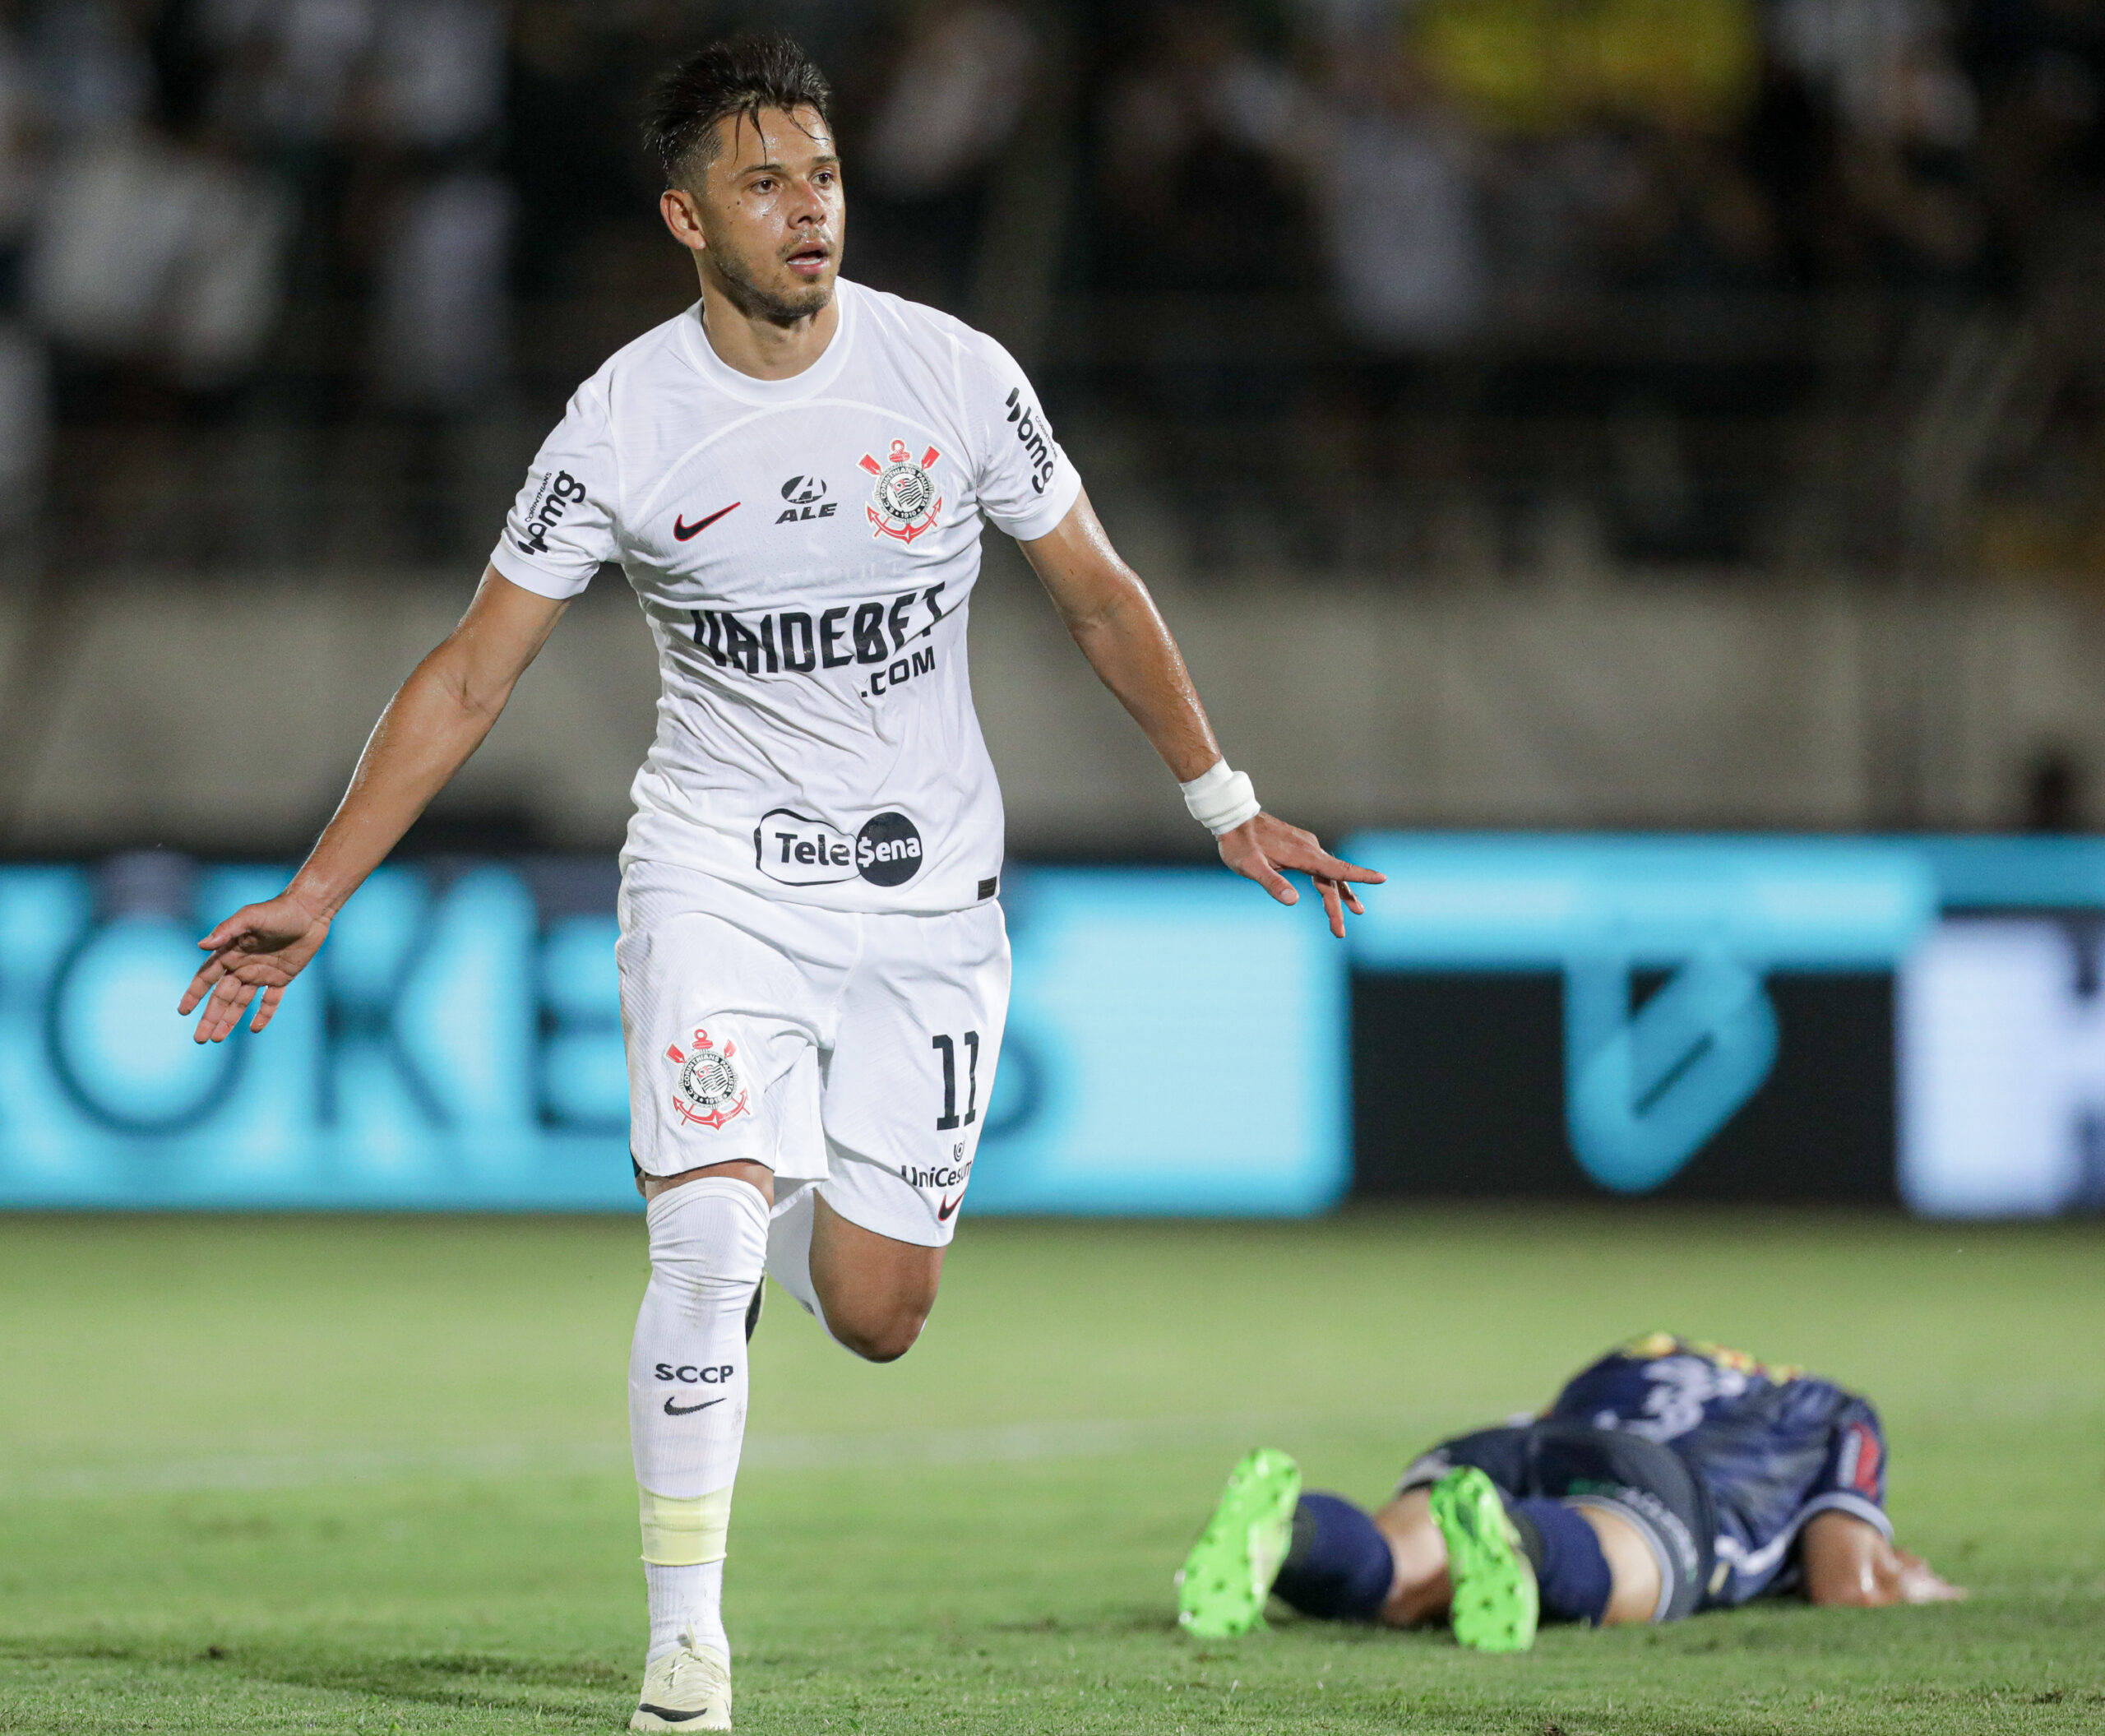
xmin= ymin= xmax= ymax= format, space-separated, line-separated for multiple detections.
xmin=179 ymin=568 xmax=569 ymax=1043
xmin=1018 ymin=491 xmax=1383 ymax=938
xmin=1800 ymin=1512 xmax=1966 ymax=1607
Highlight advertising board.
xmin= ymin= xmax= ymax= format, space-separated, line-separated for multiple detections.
xmin=0 ymin=858 xmax=1347 ymax=1215
xmin=6 ymin=836 xmax=2103 ymax=1215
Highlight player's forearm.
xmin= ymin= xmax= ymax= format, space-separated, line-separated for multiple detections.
xmin=287 ymin=650 xmax=514 ymax=916
xmin=1062 ymin=582 xmax=1222 ymax=782
xmin=1025 ymin=492 xmax=1223 ymax=782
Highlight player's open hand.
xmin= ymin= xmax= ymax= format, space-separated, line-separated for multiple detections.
xmin=1217 ymin=813 xmax=1384 ymax=939
xmin=178 ymin=891 xmax=333 ymax=1043
xmin=1895 ymin=1550 xmax=1967 ymax=1604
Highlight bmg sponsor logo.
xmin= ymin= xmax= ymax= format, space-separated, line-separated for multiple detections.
xmin=1003 ymin=387 xmax=1058 ymax=494
xmin=514 ymin=469 xmax=587 ymax=557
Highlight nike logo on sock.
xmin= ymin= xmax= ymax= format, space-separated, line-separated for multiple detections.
xmin=664 ymin=1396 xmax=727 ymax=1416
xmin=673 ymin=502 xmax=738 ymax=540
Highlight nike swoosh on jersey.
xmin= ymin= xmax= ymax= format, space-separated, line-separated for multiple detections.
xmin=664 ymin=1395 xmax=728 ymax=1416
xmin=673 ymin=502 xmax=739 ymax=539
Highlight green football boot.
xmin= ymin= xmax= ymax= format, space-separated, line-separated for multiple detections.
xmin=1175 ymin=1448 xmax=1302 ymax=1637
xmin=1429 ymin=1466 xmax=1539 ymax=1654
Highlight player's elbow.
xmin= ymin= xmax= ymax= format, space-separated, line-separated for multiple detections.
xmin=1052 ymin=568 xmax=1144 ymax=640
xmin=406 ymin=647 xmax=497 ymax=731
xmin=446 ymin=660 xmax=516 ymax=727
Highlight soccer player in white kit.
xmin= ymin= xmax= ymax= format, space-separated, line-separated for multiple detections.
xmin=179 ymin=34 xmax=1382 ymax=1731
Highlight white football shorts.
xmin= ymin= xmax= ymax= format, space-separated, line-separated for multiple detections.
xmin=618 ymin=859 xmax=1010 ymax=1247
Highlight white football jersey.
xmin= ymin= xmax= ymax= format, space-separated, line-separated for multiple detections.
xmin=490 ymin=280 xmax=1081 ymax=913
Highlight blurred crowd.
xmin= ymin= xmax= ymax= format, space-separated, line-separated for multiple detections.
xmin=0 ymin=0 xmax=2100 ymax=560
xmin=1098 ymin=0 xmax=2105 ymax=343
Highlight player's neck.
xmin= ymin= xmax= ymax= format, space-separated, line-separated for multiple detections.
xmin=696 ymin=278 xmax=840 ymax=382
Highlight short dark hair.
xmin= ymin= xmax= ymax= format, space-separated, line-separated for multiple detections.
xmin=642 ymin=32 xmax=835 ymax=189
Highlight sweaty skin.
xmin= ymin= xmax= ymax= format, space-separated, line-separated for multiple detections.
xmin=177 ymin=101 xmax=1381 ymax=1363
xmin=1369 ymin=1490 xmax=1963 ymax=1627
xmin=655 ymin=104 xmax=844 ymax=378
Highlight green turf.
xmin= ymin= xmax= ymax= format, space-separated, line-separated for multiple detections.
xmin=1 ymin=1209 xmax=2101 ymax=1734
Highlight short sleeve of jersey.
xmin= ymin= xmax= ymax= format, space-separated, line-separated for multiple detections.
xmin=960 ymin=331 xmax=1081 ymax=543
xmin=1804 ymin=1396 xmax=1892 ymax=1536
xmin=489 ymin=377 xmax=621 ymax=599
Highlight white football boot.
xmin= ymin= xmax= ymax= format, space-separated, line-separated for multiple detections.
xmin=630 ymin=1639 xmax=733 ymax=1731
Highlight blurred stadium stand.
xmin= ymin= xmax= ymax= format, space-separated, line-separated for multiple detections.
xmin=7 ymin=0 xmax=2105 ymax=849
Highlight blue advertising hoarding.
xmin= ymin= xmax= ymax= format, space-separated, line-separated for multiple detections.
xmin=7 ymin=836 xmax=2105 ymax=1217
xmin=1344 ymin=833 xmax=2105 ymax=1216
xmin=972 ymin=869 xmax=1349 ymax=1215
xmin=0 ymin=857 xmax=1349 ymax=1216
xmin=1339 ymin=836 xmax=1936 ymax=1196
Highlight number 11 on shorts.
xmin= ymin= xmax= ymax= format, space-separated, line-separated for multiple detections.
xmin=932 ymin=1031 xmax=978 ymax=1130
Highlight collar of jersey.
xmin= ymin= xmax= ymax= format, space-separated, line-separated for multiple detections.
xmin=675 ymin=280 xmax=859 ymax=405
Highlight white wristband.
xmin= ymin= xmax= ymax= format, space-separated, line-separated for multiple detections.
xmin=1181 ymin=758 xmax=1261 ymax=836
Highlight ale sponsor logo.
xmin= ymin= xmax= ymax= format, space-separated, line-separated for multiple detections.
xmin=775 ymin=473 xmax=837 ymax=525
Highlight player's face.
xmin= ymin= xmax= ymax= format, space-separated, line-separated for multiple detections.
xmin=670 ymin=104 xmax=844 ymax=324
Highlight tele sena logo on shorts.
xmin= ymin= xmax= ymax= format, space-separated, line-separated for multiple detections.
xmin=756 ymin=809 xmax=923 ymax=888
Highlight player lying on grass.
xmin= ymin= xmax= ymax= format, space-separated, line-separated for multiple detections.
xmin=1178 ymin=1335 xmax=1964 ymax=1649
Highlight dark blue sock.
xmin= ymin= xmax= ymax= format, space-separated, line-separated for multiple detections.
xmin=1510 ymin=1498 xmax=1613 ymax=1626
xmin=1270 ymin=1493 xmax=1393 ymax=1622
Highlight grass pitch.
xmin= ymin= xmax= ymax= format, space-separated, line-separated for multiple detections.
xmin=1 ymin=1210 xmax=2100 ymax=1734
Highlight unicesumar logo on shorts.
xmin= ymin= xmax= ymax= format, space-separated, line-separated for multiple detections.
xmin=667 ymin=1028 xmax=748 ymax=1131
xmin=860 ymin=439 xmax=942 ymax=543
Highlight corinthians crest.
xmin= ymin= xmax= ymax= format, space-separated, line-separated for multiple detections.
xmin=665 ymin=1028 xmax=749 ymax=1131
xmin=860 ymin=439 xmax=943 ymax=544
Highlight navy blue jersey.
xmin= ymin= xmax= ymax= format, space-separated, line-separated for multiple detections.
xmin=1544 ymin=1335 xmax=1890 ymax=1605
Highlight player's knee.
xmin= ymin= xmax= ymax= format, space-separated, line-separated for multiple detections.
xmin=830 ymin=1300 xmax=928 ymax=1363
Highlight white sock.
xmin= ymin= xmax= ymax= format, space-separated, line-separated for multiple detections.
xmin=764 ymin=1182 xmax=840 ymax=1344
xmin=630 ymin=1179 xmax=767 ymax=1664
xmin=645 ymin=1560 xmax=725 ymax=1664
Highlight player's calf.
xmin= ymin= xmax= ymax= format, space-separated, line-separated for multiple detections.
xmin=627 ymin=1176 xmax=768 ymax=1720
xmin=1263 ymin=1475 xmax=1632 ymax=1650
xmin=1270 ymin=1492 xmax=1395 ymax=1624
xmin=769 ymin=1184 xmax=944 ymax=1362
